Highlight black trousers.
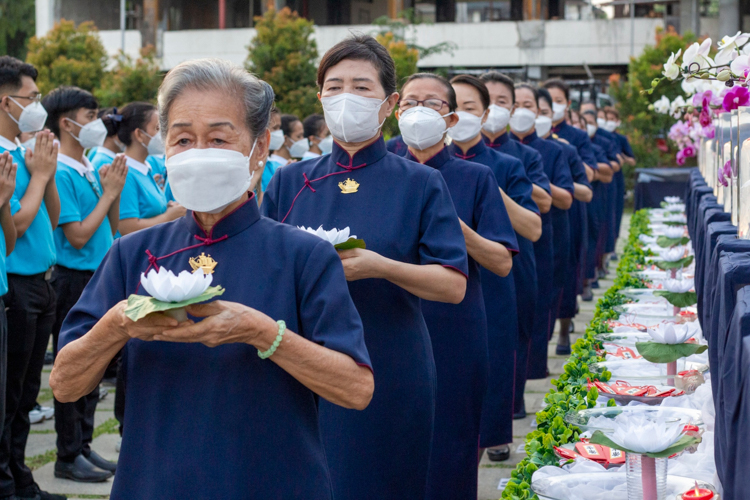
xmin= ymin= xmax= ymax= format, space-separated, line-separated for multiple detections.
xmin=0 ymin=273 xmax=55 ymax=496
xmin=51 ymin=266 xmax=97 ymax=463
xmin=0 ymin=299 xmax=7 ymax=441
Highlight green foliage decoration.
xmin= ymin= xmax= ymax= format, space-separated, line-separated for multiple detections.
xmin=96 ymin=46 xmax=163 ymax=107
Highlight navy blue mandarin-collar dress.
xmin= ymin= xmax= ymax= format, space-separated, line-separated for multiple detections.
xmin=591 ymin=132 xmax=619 ymax=267
xmin=596 ymin=129 xmax=623 ymax=254
xmin=554 ymin=139 xmax=592 ymax=320
xmin=262 ymin=137 xmax=468 ymax=500
xmin=586 ymin=141 xmax=610 ymax=281
xmin=58 ymin=198 xmax=371 ymax=500
xmin=405 ymin=147 xmax=518 ymax=500
xmin=612 ymin=132 xmax=632 ymax=244
xmin=385 ymin=134 xmax=408 ymax=156
xmin=511 ymin=132 xmax=574 ymax=381
xmin=446 ymin=139 xmax=538 ymax=448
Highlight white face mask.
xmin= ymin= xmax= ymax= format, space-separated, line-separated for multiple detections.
xmin=586 ymin=124 xmax=598 ymax=138
xmin=447 ymin=110 xmax=484 ymax=143
xmin=482 ymin=104 xmax=511 ymax=134
xmin=509 ymin=108 xmax=537 ymax=134
xmin=66 ymin=117 xmax=108 ymax=149
xmin=268 ymin=129 xmax=284 ymax=151
xmin=166 ymin=141 xmax=257 ymax=214
xmin=398 ymin=107 xmax=452 ymax=150
xmin=552 ymin=102 xmax=567 ymax=122
xmin=288 ymin=137 xmax=309 ymax=158
xmin=604 ymin=120 xmax=618 ymax=132
xmin=140 ymin=130 xmax=165 ymax=155
xmin=535 ymin=116 xmax=553 ymax=138
xmin=318 ymin=135 xmax=333 ymax=155
xmin=7 ymin=97 xmax=48 ymax=133
xmin=321 ymin=93 xmax=388 ymax=143
xmin=596 ymin=117 xmax=607 ymax=129
xmin=22 ymin=136 xmax=36 ymax=151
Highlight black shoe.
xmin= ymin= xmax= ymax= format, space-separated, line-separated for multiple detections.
xmin=581 ymin=287 xmax=593 ymax=302
xmin=591 ymin=280 xmax=600 ymax=289
xmin=513 ymin=402 xmax=527 ymax=420
xmin=486 ymin=445 xmax=511 ymax=462
xmin=83 ymin=449 xmax=116 ymax=473
xmin=15 ymin=483 xmax=67 ymax=500
xmin=556 ymin=344 xmax=571 ymax=356
xmin=54 ymin=454 xmax=112 ymax=483
xmin=610 ymin=253 xmax=618 ymax=261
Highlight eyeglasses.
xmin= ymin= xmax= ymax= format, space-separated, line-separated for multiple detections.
xmin=8 ymin=94 xmax=42 ymax=103
xmin=399 ymin=98 xmax=449 ymax=111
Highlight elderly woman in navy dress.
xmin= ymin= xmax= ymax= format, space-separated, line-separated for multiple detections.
xmin=50 ymin=59 xmax=374 ymax=499
xmin=262 ymin=36 xmax=468 ymax=499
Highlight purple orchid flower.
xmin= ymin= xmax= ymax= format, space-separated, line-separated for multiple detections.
xmin=718 ymin=160 xmax=731 ymax=186
xmin=699 ymin=97 xmax=712 ymax=127
xmin=723 ymin=86 xmax=750 ymax=112
xmin=681 ymin=144 xmax=696 ymax=157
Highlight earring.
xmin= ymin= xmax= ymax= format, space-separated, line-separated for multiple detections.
xmin=258 ymin=160 xmax=264 ymax=167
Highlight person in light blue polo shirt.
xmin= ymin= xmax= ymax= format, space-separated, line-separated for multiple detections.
xmin=43 ymin=86 xmax=127 ymax=483
xmin=116 ymin=102 xmax=184 ymax=236
xmin=0 ymin=55 xmax=64 ymax=500
xmin=89 ymin=107 xmax=124 ymax=170
xmin=146 ymin=154 xmax=166 ymax=189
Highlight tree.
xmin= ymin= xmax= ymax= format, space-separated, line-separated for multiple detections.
xmin=246 ymin=8 xmax=320 ymax=119
xmin=96 ymin=46 xmax=164 ymax=107
xmin=26 ymin=19 xmax=107 ymax=95
xmin=608 ymin=26 xmax=698 ymax=191
xmin=0 ymin=0 xmax=35 ymax=60
xmin=375 ymin=32 xmax=418 ymax=139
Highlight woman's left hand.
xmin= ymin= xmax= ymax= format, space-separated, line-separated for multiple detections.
xmin=338 ymin=248 xmax=385 ymax=281
xmin=154 ymin=300 xmax=277 ymax=348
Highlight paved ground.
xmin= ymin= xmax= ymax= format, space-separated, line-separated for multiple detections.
xmin=27 ymin=217 xmax=629 ymax=499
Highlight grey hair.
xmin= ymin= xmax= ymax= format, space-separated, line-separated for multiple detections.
xmin=158 ymin=58 xmax=275 ymax=140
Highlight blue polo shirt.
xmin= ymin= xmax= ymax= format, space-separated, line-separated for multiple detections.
xmin=90 ymin=147 xmax=118 ymax=170
xmin=120 ymin=156 xmax=167 ymax=221
xmin=146 ymin=154 xmax=166 ymax=189
xmin=54 ymin=154 xmax=114 ymax=271
xmin=261 ymin=158 xmax=284 ymax=192
xmin=0 ymin=137 xmax=56 ymax=276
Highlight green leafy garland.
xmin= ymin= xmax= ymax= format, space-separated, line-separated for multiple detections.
xmin=501 ymin=209 xmax=652 ymax=500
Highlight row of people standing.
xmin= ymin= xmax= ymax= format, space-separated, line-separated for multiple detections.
xmin=0 ymin=54 xmax=189 ymax=500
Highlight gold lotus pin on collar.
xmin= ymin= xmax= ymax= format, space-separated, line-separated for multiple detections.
xmin=339 ymin=178 xmax=359 ymax=194
xmin=189 ymin=253 xmax=217 ymax=274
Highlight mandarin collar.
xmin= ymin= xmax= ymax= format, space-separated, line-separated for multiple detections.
xmin=405 ymin=146 xmax=450 ymax=170
xmin=183 ymin=193 xmax=261 ymax=242
xmin=551 ymin=121 xmax=569 ymax=134
xmin=448 ymin=138 xmax=487 ymax=160
xmin=330 ymin=135 xmax=388 ymax=170
xmin=511 ymin=131 xmax=538 ymax=145
xmin=97 ymin=147 xmax=117 ymax=160
xmin=482 ymin=131 xmax=509 ymax=148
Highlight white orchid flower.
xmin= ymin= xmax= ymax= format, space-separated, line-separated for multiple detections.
xmin=683 ymin=38 xmax=714 ymax=70
xmin=298 ymin=225 xmax=356 ymax=245
xmin=663 ymin=49 xmax=682 ymax=80
xmin=716 ymin=32 xmax=750 ymax=65
xmin=654 ymin=95 xmax=671 ymax=114
xmin=664 ymin=196 xmax=682 ymax=203
xmin=659 ymin=246 xmax=687 ymax=262
xmin=670 ymin=95 xmax=687 ymax=118
xmin=608 ymin=413 xmax=686 ymax=453
xmin=639 ymin=234 xmax=657 ymax=244
xmin=664 ymin=226 xmax=686 ymax=238
xmin=647 ymin=322 xmax=696 ymax=344
xmin=664 ymin=277 xmax=694 ymax=293
xmin=141 ymin=268 xmax=213 ymax=303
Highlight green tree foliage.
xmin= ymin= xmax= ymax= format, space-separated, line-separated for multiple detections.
xmin=608 ymin=27 xmax=697 ymax=190
xmin=246 ymin=8 xmax=320 ymax=119
xmin=0 ymin=0 xmax=35 ymax=60
xmin=375 ymin=32 xmax=419 ymax=139
xmin=96 ymin=46 xmax=163 ymax=107
xmin=26 ymin=20 xmax=107 ymax=95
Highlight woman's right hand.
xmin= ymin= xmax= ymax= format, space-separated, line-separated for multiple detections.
xmin=107 ymin=300 xmax=180 ymax=342
xmin=165 ymin=202 xmax=187 ymax=220
xmin=100 ymin=154 xmax=128 ymax=199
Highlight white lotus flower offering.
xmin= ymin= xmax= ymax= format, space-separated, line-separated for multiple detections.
xmin=664 ymin=196 xmax=681 ymax=204
xmin=647 ymin=322 xmax=697 ymax=344
xmin=140 ymin=267 xmax=213 ymax=303
xmin=664 ymin=213 xmax=687 ymax=223
xmin=664 ymin=226 xmax=686 ymax=239
xmin=666 ymin=203 xmax=686 ymax=212
xmin=639 ymin=234 xmax=657 ymax=244
xmin=298 ymin=225 xmax=356 ymax=245
xmin=607 ymin=413 xmax=684 ymax=454
xmin=658 ymin=246 xmax=687 ymax=262
xmin=664 ymin=277 xmax=694 ymax=293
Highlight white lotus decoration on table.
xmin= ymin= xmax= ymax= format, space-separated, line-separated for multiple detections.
xmin=140 ymin=268 xmax=213 ymax=303
xmin=664 ymin=277 xmax=694 ymax=293
xmin=298 ymin=225 xmax=356 ymax=245
xmin=663 ymin=226 xmax=686 ymax=239
xmin=639 ymin=234 xmax=657 ymax=244
xmin=607 ymin=414 xmax=685 ymax=453
xmin=647 ymin=322 xmax=697 ymax=344
xmin=664 ymin=196 xmax=682 ymax=204
xmin=658 ymin=246 xmax=687 ymax=262
xmin=664 ymin=213 xmax=687 ymax=223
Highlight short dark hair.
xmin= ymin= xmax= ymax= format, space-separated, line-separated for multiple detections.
xmin=98 ymin=107 xmax=123 ymax=138
xmin=280 ymin=114 xmax=300 ymax=137
xmin=515 ymin=83 xmax=539 ymax=106
xmin=582 ymin=109 xmax=597 ymax=120
xmin=317 ymin=34 xmax=397 ymax=97
xmin=450 ymin=74 xmax=490 ymax=110
xmin=604 ymin=106 xmax=619 ymax=119
xmin=401 ymin=73 xmax=458 ymax=112
xmin=479 ymin=71 xmax=515 ymax=105
xmin=0 ymin=56 xmax=38 ymax=96
xmin=542 ymin=78 xmax=569 ymax=101
xmin=41 ymin=86 xmax=98 ymax=139
xmin=536 ymin=87 xmax=553 ymax=109
xmin=579 ymin=99 xmax=597 ymax=112
xmin=302 ymin=114 xmax=326 ymax=138
xmin=117 ymin=102 xmax=157 ymax=146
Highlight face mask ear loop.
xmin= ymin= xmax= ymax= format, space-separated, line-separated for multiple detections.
xmin=4 ymin=97 xmax=23 ymax=127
